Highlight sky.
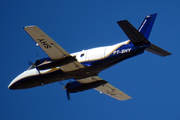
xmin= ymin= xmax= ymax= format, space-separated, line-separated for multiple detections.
xmin=1 ymin=0 xmax=180 ymax=120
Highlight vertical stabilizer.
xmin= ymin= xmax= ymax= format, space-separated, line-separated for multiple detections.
xmin=138 ymin=13 xmax=157 ymax=39
xmin=117 ymin=13 xmax=171 ymax=57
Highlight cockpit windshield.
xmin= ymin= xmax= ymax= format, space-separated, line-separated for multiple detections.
xmin=27 ymin=57 xmax=52 ymax=70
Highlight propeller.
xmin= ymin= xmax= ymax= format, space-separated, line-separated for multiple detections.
xmin=28 ymin=59 xmax=41 ymax=74
xmin=28 ymin=61 xmax=34 ymax=66
xmin=66 ymin=91 xmax=70 ymax=100
xmin=59 ymin=81 xmax=65 ymax=86
xmin=60 ymin=82 xmax=71 ymax=100
xmin=64 ymin=83 xmax=71 ymax=100
xmin=28 ymin=53 xmax=40 ymax=68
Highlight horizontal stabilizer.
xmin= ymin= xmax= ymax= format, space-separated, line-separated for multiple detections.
xmin=146 ymin=44 xmax=172 ymax=57
xmin=117 ymin=20 xmax=150 ymax=45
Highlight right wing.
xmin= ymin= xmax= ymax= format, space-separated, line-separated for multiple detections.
xmin=77 ymin=76 xmax=132 ymax=101
xmin=24 ymin=26 xmax=85 ymax=71
xmin=24 ymin=26 xmax=71 ymax=61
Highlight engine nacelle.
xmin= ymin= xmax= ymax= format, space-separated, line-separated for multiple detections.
xmin=64 ymin=80 xmax=108 ymax=93
xmin=37 ymin=56 xmax=77 ymax=70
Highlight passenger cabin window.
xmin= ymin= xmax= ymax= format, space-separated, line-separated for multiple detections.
xmin=80 ymin=53 xmax=85 ymax=57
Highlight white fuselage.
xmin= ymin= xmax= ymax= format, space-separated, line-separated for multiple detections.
xmin=72 ymin=40 xmax=130 ymax=62
xmin=8 ymin=40 xmax=133 ymax=89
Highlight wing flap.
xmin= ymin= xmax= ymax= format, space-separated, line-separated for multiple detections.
xmin=77 ymin=76 xmax=132 ymax=101
xmin=60 ymin=61 xmax=85 ymax=72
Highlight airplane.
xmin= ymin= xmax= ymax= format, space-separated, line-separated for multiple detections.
xmin=8 ymin=13 xmax=171 ymax=101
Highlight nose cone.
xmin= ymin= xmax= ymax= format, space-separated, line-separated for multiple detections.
xmin=8 ymin=68 xmax=39 ymax=90
xmin=8 ymin=74 xmax=23 ymax=90
xmin=8 ymin=83 xmax=12 ymax=89
xmin=8 ymin=77 xmax=19 ymax=89
xmin=8 ymin=81 xmax=17 ymax=89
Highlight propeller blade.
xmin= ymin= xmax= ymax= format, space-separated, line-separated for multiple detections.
xmin=59 ymin=81 xmax=65 ymax=86
xmin=66 ymin=91 xmax=70 ymax=100
xmin=34 ymin=60 xmax=41 ymax=66
xmin=28 ymin=61 xmax=34 ymax=66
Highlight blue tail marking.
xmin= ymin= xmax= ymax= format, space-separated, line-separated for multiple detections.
xmin=138 ymin=13 xmax=157 ymax=39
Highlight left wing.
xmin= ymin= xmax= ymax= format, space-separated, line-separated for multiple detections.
xmin=77 ymin=76 xmax=132 ymax=101
xmin=24 ymin=26 xmax=85 ymax=71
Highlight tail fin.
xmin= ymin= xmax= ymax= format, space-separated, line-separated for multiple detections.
xmin=117 ymin=14 xmax=172 ymax=57
xmin=138 ymin=13 xmax=157 ymax=39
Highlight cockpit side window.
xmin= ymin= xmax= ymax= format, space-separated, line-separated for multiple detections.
xmin=27 ymin=57 xmax=52 ymax=70
xmin=27 ymin=60 xmax=41 ymax=70
xmin=28 ymin=64 xmax=36 ymax=70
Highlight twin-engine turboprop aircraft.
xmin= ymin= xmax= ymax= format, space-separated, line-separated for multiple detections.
xmin=8 ymin=13 xmax=171 ymax=101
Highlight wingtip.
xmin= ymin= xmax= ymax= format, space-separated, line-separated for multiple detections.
xmin=119 ymin=97 xmax=132 ymax=101
xmin=23 ymin=25 xmax=37 ymax=29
